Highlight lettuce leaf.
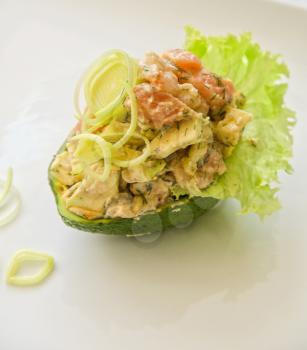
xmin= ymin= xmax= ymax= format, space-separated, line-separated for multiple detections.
xmin=184 ymin=26 xmax=296 ymax=217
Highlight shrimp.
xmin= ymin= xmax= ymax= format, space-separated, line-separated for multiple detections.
xmin=176 ymin=83 xmax=202 ymax=110
xmin=163 ymin=49 xmax=203 ymax=73
xmin=140 ymin=52 xmax=179 ymax=95
xmin=163 ymin=49 xmax=235 ymax=116
xmin=134 ymin=83 xmax=196 ymax=129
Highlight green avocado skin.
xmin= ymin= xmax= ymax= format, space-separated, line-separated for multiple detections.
xmin=61 ymin=196 xmax=218 ymax=236
xmin=48 ymin=145 xmax=219 ymax=236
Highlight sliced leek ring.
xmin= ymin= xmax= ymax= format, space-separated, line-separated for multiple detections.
xmin=112 ymin=133 xmax=151 ymax=168
xmin=0 ymin=168 xmax=21 ymax=228
xmin=75 ymin=50 xmax=137 ymax=130
xmin=71 ymin=133 xmax=112 ymax=182
xmin=6 ymin=250 xmax=54 ymax=287
xmin=0 ymin=167 xmax=13 ymax=207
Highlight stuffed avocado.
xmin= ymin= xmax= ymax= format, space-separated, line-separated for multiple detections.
xmin=49 ymin=27 xmax=295 ymax=235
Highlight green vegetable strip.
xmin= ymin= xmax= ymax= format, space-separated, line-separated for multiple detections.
xmin=86 ymin=90 xmax=126 ymax=131
xmin=0 ymin=167 xmax=13 ymax=206
xmin=70 ymin=49 xmax=155 ymax=179
xmin=0 ymin=168 xmax=21 ymax=228
xmin=71 ymin=134 xmax=112 ymax=182
xmin=73 ymin=73 xmax=86 ymax=119
xmin=85 ymin=60 xmax=120 ymax=115
xmin=74 ymin=50 xmax=128 ymax=122
xmin=6 ymin=250 xmax=54 ymax=287
xmin=112 ymin=134 xmax=151 ymax=168
xmin=84 ymin=50 xmax=126 ymax=88
xmin=82 ymin=50 xmax=136 ymax=130
xmin=0 ymin=191 xmax=21 ymax=228
xmin=112 ymin=84 xmax=138 ymax=149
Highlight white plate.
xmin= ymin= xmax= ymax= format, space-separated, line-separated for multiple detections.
xmin=0 ymin=1 xmax=306 ymax=349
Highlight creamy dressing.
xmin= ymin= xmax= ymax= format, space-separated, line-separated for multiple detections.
xmin=50 ymin=49 xmax=251 ymax=219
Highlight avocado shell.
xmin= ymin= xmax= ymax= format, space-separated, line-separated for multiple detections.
xmin=48 ymin=135 xmax=219 ymax=236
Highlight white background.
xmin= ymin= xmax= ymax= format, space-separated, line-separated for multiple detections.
xmin=0 ymin=0 xmax=307 ymax=349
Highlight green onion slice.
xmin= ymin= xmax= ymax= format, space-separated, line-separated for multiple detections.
xmin=6 ymin=250 xmax=54 ymax=287
xmin=112 ymin=84 xmax=138 ymax=150
xmin=75 ymin=50 xmax=136 ymax=130
xmin=0 ymin=191 xmax=21 ymax=228
xmin=112 ymin=133 xmax=151 ymax=168
xmin=0 ymin=167 xmax=13 ymax=207
xmin=0 ymin=168 xmax=21 ymax=227
xmin=71 ymin=133 xmax=112 ymax=182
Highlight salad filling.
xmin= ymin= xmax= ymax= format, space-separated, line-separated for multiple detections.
xmin=50 ymin=48 xmax=251 ymax=220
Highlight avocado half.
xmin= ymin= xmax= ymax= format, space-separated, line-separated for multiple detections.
xmin=48 ymin=138 xmax=219 ymax=236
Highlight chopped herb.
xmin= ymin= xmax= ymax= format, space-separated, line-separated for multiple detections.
xmin=210 ymin=93 xmax=217 ymax=101
xmin=146 ymin=182 xmax=153 ymax=192
xmin=248 ymin=138 xmax=257 ymax=147
xmin=182 ymin=109 xmax=190 ymax=117
xmin=124 ymin=113 xmax=130 ymax=122
xmin=136 ymin=188 xmax=143 ymax=195
xmin=180 ymin=76 xmax=188 ymax=83
xmin=219 ymin=111 xmax=226 ymax=119
xmin=141 ymin=193 xmax=147 ymax=203
xmin=216 ymin=75 xmax=223 ymax=87
xmin=197 ymin=159 xmax=204 ymax=168
xmin=162 ymin=124 xmax=171 ymax=132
